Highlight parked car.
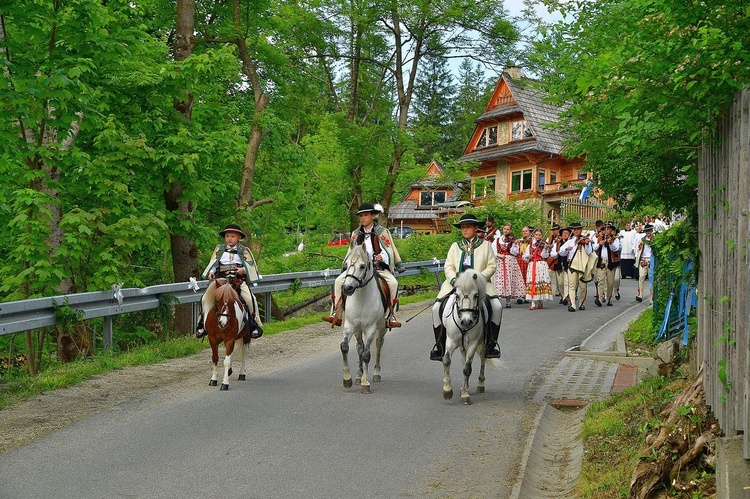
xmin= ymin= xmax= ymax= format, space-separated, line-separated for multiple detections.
xmin=326 ymin=233 xmax=350 ymax=246
xmin=390 ymin=226 xmax=414 ymax=239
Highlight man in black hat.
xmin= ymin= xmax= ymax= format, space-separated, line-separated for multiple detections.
xmin=592 ymin=222 xmax=621 ymax=306
xmin=635 ymin=223 xmax=655 ymax=302
xmin=196 ymin=224 xmax=263 ymax=338
xmin=483 ymin=215 xmax=498 ymax=242
xmin=429 ymin=213 xmax=503 ymax=360
xmin=558 ymin=222 xmax=594 ymax=311
xmin=323 ymin=203 xmax=404 ymax=328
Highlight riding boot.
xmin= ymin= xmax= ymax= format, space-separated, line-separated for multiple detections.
xmin=484 ymin=321 xmax=501 ymax=359
xmin=249 ymin=317 xmax=263 ymax=339
xmin=430 ymin=325 xmax=446 ymax=361
xmin=195 ymin=315 xmax=207 ymax=339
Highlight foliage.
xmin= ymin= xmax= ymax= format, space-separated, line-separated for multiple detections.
xmin=532 ymin=0 xmax=750 ymax=215
xmin=650 ymin=220 xmax=698 ymax=330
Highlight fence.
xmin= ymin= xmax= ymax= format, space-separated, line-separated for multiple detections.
xmin=697 ymin=87 xmax=750 ymax=458
xmin=0 ymin=259 xmax=445 ymax=349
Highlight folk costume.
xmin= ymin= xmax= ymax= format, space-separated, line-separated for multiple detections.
xmin=483 ymin=216 xmax=499 ymax=242
xmin=592 ymin=223 xmax=621 ymax=306
xmin=430 ymin=214 xmax=503 ymax=361
xmin=523 ymin=234 xmax=553 ymax=308
xmin=558 ymin=222 xmax=593 ymax=311
xmin=550 ymin=228 xmax=571 ymax=305
xmin=619 ymin=225 xmax=638 ymax=279
xmin=491 ymin=232 xmax=525 ymax=307
xmin=516 ymin=229 xmax=531 ymax=302
xmin=545 ymin=223 xmax=565 ymax=301
xmin=323 ymin=204 xmax=403 ymax=328
xmin=196 ymin=224 xmax=262 ymax=339
xmin=635 ymin=224 xmax=655 ymax=302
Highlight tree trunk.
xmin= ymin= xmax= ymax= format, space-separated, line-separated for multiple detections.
xmin=169 ymin=0 xmax=199 ymax=336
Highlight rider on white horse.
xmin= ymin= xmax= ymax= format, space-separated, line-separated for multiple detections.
xmin=196 ymin=224 xmax=262 ymax=339
xmin=430 ymin=214 xmax=503 ymax=360
xmin=323 ymin=203 xmax=404 ymax=329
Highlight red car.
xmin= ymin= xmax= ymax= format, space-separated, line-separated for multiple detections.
xmin=326 ymin=233 xmax=350 ymax=246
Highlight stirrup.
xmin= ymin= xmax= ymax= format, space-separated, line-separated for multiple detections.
xmin=387 ymin=316 xmax=401 ymax=328
xmin=322 ymin=315 xmax=342 ymax=326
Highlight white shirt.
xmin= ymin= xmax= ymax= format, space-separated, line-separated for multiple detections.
xmin=620 ymin=229 xmax=637 ymax=259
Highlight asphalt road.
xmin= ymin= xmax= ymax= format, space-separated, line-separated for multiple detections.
xmin=0 ymin=278 xmax=643 ymax=498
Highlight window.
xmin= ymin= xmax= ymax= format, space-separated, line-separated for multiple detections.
xmin=577 ymin=171 xmax=588 ymax=180
xmin=420 ymin=190 xmax=446 ymax=207
xmin=473 ymin=176 xmax=496 ymax=198
xmin=511 ymin=169 xmax=533 ymax=192
xmin=477 ymin=125 xmax=498 ymax=148
xmin=511 ymin=120 xmax=534 ymax=141
xmin=549 ymin=171 xmax=557 ymax=185
xmin=538 ymin=169 xmax=546 ymax=189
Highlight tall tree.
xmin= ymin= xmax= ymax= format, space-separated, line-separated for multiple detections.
xmin=532 ymin=0 xmax=750 ymax=213
xmin=411 ymin=55 xmax=455 ymax=165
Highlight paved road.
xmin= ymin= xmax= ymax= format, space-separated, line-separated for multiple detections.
xmin=0 ymin=278 xmax=645 ymax=498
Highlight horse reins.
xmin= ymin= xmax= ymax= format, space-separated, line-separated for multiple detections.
xmin=343 ymin=261 xmax=375 ymax=290
xmin=450 ymin=295 xmax=481 ymax=334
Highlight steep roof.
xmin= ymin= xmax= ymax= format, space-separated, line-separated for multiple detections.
xmin=458 ymin=72 xmax=569 ymax=162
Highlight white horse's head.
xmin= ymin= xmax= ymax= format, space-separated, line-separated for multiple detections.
xmin=341 ymin=245 xmax=373 ymax=296
xmin=453 ymin=270 xmax=486 ymax=330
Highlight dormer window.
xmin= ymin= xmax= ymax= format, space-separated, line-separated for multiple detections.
xmin=420 ymin=190 xmax=446 ymax=207
xmin=511 ymin=120 xmax=534 ymax=141
xmin=477 ymin=125 xmax=498 ymax=148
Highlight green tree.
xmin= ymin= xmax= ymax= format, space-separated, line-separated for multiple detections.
xmin=532 ymin=0 xmax=750 ymax=214
xmin=411 ymin=56 xmax=456 ymax=165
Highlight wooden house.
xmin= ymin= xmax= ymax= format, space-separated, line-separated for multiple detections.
xmin=458 ymin=67 xmax=613 ymax=226
xmin=387 ymin=160 xmax=471 ymax=234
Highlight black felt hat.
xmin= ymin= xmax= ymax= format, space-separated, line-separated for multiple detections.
xmin=570 ymin=222 xmax=583 ymax=229
xmin=452 ymin=214 xmax=486 ymax=229
xmin=219 ymin=224 xmax=246 ymax=239
xmin=643 ymin=223 xmax=654 ymax=231
xmin=357 ymin=203 xmax=379 ymax=215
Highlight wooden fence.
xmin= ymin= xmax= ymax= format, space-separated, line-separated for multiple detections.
xmin=697 ymin=87 xmax=750 ymax=458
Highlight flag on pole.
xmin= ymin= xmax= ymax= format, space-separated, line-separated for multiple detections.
xmin=579 ymin=180 xmax=593 ymax=201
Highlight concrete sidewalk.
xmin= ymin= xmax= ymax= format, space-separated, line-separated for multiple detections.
xmin=510 ymin=300 xmax=657 ymax=498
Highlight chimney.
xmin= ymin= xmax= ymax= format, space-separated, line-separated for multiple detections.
xmin=503 ymin=66 xmax=522 ymax=79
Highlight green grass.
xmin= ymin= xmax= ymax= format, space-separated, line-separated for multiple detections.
xmin=0 ymin=337 xmax=205 ymax=410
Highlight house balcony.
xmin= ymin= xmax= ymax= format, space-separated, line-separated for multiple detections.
xmin=538 ymin=180 xmax=587 ymax=202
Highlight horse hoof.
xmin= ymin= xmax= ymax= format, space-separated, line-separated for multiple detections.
xmin=443 ymin=389 xmax=453 ymax=400
xmin=220 ymin=384 xmax=229 ymax=391
xmin=462 ymin=396 xmax=472 ymax=405
xmin=209 ymin=380 xmax=218 ymax=386
xmin=477 ymin=386 xmax=485 ymax=393
xmin=238 ymin=374 xmax=246 ymax=381
xmin=360 ymin=385 xmax=371 ymax=394
xmin=373 ymin=374 xmax=381 ymax=382
xmin=354 ymin=377 xmax=361 ymax=385
xmin=343 ymin=378 xmax=353 ymax=389
xmin=228 ymin=368 xmax=233 ymax=377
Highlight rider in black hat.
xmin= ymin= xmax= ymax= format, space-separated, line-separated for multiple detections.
xmin=196 ymin=224 xmax=263 ymax=339
xmin=429 ymin=213 xmax=503 ymax=360
xmin=323 ymin=203 xmax=404 ymax=328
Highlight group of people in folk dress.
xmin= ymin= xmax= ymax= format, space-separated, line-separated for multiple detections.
xmin=195 ymin=206 xmax=657 ymax=362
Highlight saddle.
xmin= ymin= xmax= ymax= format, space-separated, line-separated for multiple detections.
xmin=329 ymin=271 xmax=392 ymax=329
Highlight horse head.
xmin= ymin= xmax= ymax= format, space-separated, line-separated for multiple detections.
xmin=213 ymin=282 xmax=240 ymax=330
xmin=453 ymin=270 xmax=486 ymax=330
xmin=341 ymin=245 xmax=374 ymax=296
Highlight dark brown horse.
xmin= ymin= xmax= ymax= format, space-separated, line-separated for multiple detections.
xmin=204 ymin=279 xmax=250 ymax=390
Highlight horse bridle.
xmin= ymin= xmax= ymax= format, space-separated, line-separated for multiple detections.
xmin=343 ymin=259 xmax=375 ymax=290
xmin=450 ymin=292 xmax=481 ymax=334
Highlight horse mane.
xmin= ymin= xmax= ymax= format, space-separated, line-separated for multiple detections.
xmin=454 ymin=269 xmax=487 ymax=300
xmin=348 ymin=244 xmax=368 ymax=262
xmin=212 ymin=281 xmax=239 ymax=302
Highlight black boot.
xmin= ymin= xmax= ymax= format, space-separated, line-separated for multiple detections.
xmin=195 ymin=315 xmax=207 ymax=339
xmin=484 ymin=321 xmax=501 ymax=359
xmin=430 ymin=325 xmax=446 ymax=361
xmin=249 ymin=317 xmax=263 ymax=339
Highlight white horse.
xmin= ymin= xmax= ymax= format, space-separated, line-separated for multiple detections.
xmin=442 ymin=269 xmax=488 ymax=405
xmin=339 ymin=245 xmax=387 ymax=394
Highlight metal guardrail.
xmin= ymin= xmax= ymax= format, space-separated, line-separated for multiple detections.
xmin=0 ymin=259 xmax=445 ymax=348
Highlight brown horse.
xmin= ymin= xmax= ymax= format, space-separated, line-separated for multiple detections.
xmin=204 ymin=279 xmax=251 ymax=391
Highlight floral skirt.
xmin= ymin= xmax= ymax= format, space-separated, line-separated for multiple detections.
xmin=493 ymin=255 xmax=526 ymax=298
xmin=525 ymin=261 xmax=553 ymax=301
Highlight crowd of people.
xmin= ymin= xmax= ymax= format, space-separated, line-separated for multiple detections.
xmin=481 ymin=215 xmax=662 ymax=312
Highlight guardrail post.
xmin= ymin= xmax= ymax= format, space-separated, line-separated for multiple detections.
xmin=191 ymin=303 xmax=199 ymax=333
xmin=264 ymin=293 xmax=272 ymax=323
xmin=103 ymin=316 xmax=113 ymax=350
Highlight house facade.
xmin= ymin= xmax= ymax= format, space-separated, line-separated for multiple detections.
xmin=387 ymin=160 xmax=471 ymax=234
xmin=458 ymin=67 xmax=613 ymax=226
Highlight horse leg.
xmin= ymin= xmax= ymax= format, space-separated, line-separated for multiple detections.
xmin=359 ymin=329 xmax=375 ymax=394
xmin=209 ymin=339 xmax=219 ymax=387
xmin=340 ymin=326 xmax=353 ymax=389
xmin=442 ymin=337 xmax=456 ymax=400
xmin=237 ymin=341 xmax=248 ymax=381
xmin=220 ymin=340 xmax=235 ymax=391
xmin=372 ymin=327 xmax=385 ymax=382
xmin=461 ymin=343 xmax=478 ymax=405
xmin=354 ymin=333 xmax=364 ymax=386
xmin=477 ymin=355 xmax=486 ymax=393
